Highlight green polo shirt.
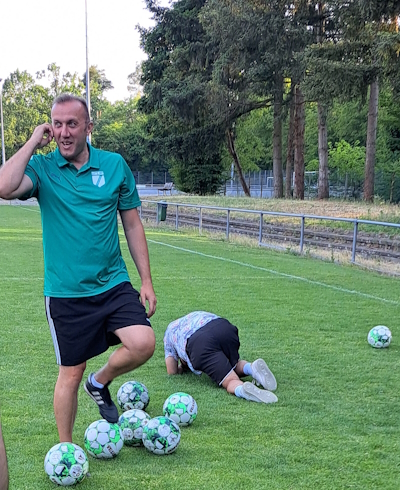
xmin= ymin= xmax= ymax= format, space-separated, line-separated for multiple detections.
xmin=22 ymin=145 xmax=141 ymax=298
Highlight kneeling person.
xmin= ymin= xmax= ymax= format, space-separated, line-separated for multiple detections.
xmin=163 ymin=311 xmax=278 ymax=404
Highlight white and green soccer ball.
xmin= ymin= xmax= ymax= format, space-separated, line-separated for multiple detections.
xmin=368 ymin=325 xmax=392 ymax=348
xmin=44 ymin=442 xmax=89 ymax=486
xmin=84 ymin=419 xmax=124 ymax=459
xmin=118 ymin=409 xmax=151 ymax=446
xmin=117 ymin=380 xmax=150 ymax=411
xmin=163 ymin=392 xmax=198 ymax=426
xmin=142 ymin=416 xmax=181 ymax=455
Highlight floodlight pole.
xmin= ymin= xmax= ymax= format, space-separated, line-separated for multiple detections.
xmin=0 ymin=78 xmax=5 ymax=165
xmin=85 ymin=0 xmax=92 ymax=143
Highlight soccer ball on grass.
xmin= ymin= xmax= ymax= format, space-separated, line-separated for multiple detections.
xmin=84 ymin=419 xmax=124 ymax=459
xmin=117 ymin=380 xmax=150 ymax=411
xmin=142 ymin=416 xmax=181 ymax=455
xmin=44 ymin=442 xmax=88 ymax=486
xmin=367 ymin=325 xmax=392 ymax=348
xmin=118 ymin=409 xmax=151 ymax=446
xmin=163 ymin=392 xmax=197 ymax=426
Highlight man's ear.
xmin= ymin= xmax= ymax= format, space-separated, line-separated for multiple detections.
xmin=87 ymin=121 xmax=94 ymax=134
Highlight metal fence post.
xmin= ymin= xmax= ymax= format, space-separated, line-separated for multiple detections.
xmin=351 ymin=220 xmax=358 ymax=263
xmin=199 ymin=207 xmax=202 ymax=235
xmin=175 ymin=205 xmax=179 ymax=230
xmin=300 ymin=216 xmax=305 ymax=253
xmin=259 ymin=212 xmax=263 ymax=244
xmin=226 ymin=209 xmax=230 ymax=239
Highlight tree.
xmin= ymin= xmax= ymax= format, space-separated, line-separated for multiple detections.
xmin=294 ymin=86 xmax=305 ymax=198
xmin=36 ymin=63 xmax=84 ymax=98
xmin=203 ymin=0 xmax=311 ymax=197
xmin=139 ymin=0 xmax=226 ymax=194
xmin=303 ymin=0 xmax=400 ymax=201
xmin=329 ymin=140 xmax=365 ymax=198
xmin=1 ymin=70 xmax=52 ymax=159
xmin=285 ymin=89 xmax=295 ymax=198
xmin=93 ymin=98 xmax=153 ymax=171
xmin=81 ymin=65 xmax=113 ymax=124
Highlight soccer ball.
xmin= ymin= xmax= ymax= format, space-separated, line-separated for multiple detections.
xmin=118 ymin=409 xmax=151 ymax=446
xmin=142 ymin=416 xmax=181 ymax=455
xmin=84 ymin=419 xmax=124 ymax=459
xmin=367 ymin=325 xmax=392 ymax=348
xmin=163 ymin=392 xmax=197 ymax=426
xmin=44 ymin=442 xmax=89 ymax=486
xmin=117 ymin=380 xmax=150 ymax=411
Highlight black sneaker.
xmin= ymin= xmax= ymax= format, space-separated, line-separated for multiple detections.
xmin=84 ymin=374 xmax=119 ymax=423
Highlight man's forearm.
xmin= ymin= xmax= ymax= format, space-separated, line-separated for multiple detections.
xmin=125 ymin=223 xmax=153 ymax=285
xmin=0 ymin=139 xmax=37 ymax=197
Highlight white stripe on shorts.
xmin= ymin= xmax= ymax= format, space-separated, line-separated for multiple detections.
xmin=45 ymin=296 xmax=61 ymax=365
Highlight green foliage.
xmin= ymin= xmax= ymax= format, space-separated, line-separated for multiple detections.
xmin=2 ymin=70 xmax=53 ymax=158
xmin=328 ymin=99 xmax=368 ymax=147
xmin=166 ymin=124 xmax=226 ymax=194
xmin=328 ymin=139 xmax=365 ymax=179
xmin=81 ymin=65 xmax=113 ymax=125
xmin=170 ymin=152 xmax=224 ymax=195
xmin=139 ymin=0 xmax=226 ymax=194
xmin=222 ymin=108 xmax=274 ymax=171
xmin=93 ymin=98 xmax=155 ymax=171
xmin=36 ymin=62 xmax=84 ymax=97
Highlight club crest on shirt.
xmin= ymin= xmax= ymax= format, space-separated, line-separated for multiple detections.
xmin=91 ymin=171 xmax=105 ymax=188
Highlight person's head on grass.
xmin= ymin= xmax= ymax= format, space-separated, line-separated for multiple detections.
xmin=51 ymin=93 xmax=93 ymax=164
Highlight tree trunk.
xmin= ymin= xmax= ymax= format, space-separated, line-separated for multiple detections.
xmin=315 ymin=2 xmax=328 ymax=200
xmin=317 ymin=103 xmax=329 ymax=199
xmin=390 ymin=173 xmax=395 ymax=203
xmin=364 ymin=78 xmax=379 ymax=202
xmin=273 ymin=75 xmax=283 ymax=198
xmin=294 ymin=86 xmax=305 ymax=200
xmin=226 ymin=128 xmax=251 ymax=197
xmin=285 ymin=90 xmax=295 ymax=198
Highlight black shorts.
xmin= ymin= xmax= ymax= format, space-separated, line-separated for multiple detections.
xmin=186 ymin=318 xmax=240 ymax=385
xmin=45 ymin=282 xmax=151 ymax=366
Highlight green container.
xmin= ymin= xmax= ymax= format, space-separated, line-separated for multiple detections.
xmin=157 ymin=202 xmax=167 ymax=222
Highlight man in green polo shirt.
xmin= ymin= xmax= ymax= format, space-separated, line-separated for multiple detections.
xmin=0 ymin=94 xmax=157 ymax=444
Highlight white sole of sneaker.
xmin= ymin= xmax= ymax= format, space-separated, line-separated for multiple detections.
xmin=242 ymin=382 xmax=278 ymax=404
xmin=251 ymin=359 xmax=277 ymax=391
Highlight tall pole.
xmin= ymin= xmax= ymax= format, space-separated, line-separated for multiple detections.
xmin=85 ymin=0 xmax=91 ymax=143
xmin=0 ymin=79 xmax=5 ymax=165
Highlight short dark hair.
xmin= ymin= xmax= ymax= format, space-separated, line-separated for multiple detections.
xmin=52 ymin=93 xmax=91 ymax=122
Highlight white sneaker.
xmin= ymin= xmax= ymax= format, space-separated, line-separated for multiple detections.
xmin=241 ymin=381 xmax=278 ymax=404
xmin=251 ymin=359 xmax=277 ymax=391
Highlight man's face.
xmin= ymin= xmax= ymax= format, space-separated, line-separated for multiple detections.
xmin=51 ymin=100 xmax=93 ymax=162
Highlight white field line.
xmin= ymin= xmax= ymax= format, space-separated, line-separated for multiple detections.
xmin=2 ymin=277 xmax=42 ymax=281
xmin=12 ymin=207 xmax=399 ymax=306
xmin=148 ymin=239 xmax=400 ymax=306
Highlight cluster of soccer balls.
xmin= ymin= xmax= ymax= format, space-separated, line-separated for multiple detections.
xmin=44 ymin=380 xmax=198 ymax=486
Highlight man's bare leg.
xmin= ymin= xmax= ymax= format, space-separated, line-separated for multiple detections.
xmin=221 ymin=370 xmax=244 ymax=394
xmin=54 ymin=363 xmax=86 ymax=442
xmin=94 ymin=325 xmax=155 ymax=385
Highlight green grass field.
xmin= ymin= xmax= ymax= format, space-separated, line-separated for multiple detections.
xmin=0 ymin=205 xmax=399 ymax=490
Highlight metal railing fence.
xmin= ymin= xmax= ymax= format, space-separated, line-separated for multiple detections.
xmin=140 ymin=199 xmax=400 ymax=265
